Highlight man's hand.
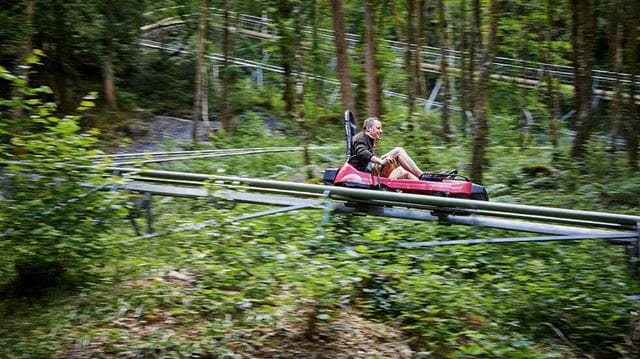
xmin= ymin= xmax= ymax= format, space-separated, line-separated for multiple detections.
xmin=381 ymin=156 xmax=395 ymax=166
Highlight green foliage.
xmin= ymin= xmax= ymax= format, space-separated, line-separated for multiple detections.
xmin=0 ymin=58 xmax=128 ymax=286
xmin=209 ymin=111 xmax=296 ymax=149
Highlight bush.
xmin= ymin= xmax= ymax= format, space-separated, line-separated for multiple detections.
xmin=0 ymin=56 xmax=128 ymax=290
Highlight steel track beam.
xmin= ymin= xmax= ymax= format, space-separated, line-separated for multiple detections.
xmin=116 ymin=178 xmax=638 ymax=244
xmin=325 ymin=203 xmax=629 ymax=238
xmin=110 ymin=167 xmax=640 ymax=227
xmin=398 ymin=233 xmax=637 ymax=248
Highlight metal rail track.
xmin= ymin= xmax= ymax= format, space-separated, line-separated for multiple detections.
xmin=112 ymin=168 xmax=639 ymax=250
xmin=141 ymin=6 xmax=639 ymax=97
xmin=94 ymin=146 xmax=335 ymax=166
xmin=112 ymin=166 xmax=640 ymax=229
xmin=137 ymin=39 xmax=458 ymax=111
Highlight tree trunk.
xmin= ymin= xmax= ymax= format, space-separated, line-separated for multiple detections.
xmin=470 ymin=0 xmax=499 ymax=184
xmin=11 ymin=0 xmax=35 ymax=121
xmin=469 ymin=0 xmax=480 ymax=112
xmin=102 ymin=40 xmax=119 ymax=114
xmin=391 ymin=0 xmax=405 ymax=42
xmin=415 ymin=0 xmax=427 ymax=97
xmin=517 ymin=11 xmax=531 ymax=149
xmin=202 ymin=64 xmax=209 ymax=127
xmin=331 ymin=0 xmax=357 ymax=118
xmin=102 ymin=0 xmax=120 ymax=117
xmin=309 ymin=0 xmax=324 ymax=102
xmin=192 ymin=0 xmax=207 ymax=142
xmin=459 ymin=0 xmax=469 ymax=136
xmin=276 ymin=2 xmax=295 ymax=117
xmin=405 ymin=0 xmax=416 ymax=118
xmin=624 ymin=0 xmax=639 ymax=167
xmin=609 ymin=0 xmax=623 ymax=152
xmin=364 ymin=0 xmax=381 ymax=118
xmin=545 ymin=0 xmax=560 ymax=147
xmin=292 ymin=2 xmax=309 ymax=167
xmin=438 ymin=0 xmax=451 ymax=143
xmin=220 ymin=0 xmax=233 ymax=133
xmin=47 ymin=3 xmax=74 ymax=115
xmin=569 ymin=0 xmax=595 ymax=158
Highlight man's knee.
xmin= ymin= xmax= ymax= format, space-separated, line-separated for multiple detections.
xmin=389 ymin=147 xmax=406 ymax=157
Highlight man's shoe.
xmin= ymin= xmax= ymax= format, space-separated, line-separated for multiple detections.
xmin=420 ymin=172 xmax=446 ymax=182
xmin=419 ymin=172 xmax=434 ymax=181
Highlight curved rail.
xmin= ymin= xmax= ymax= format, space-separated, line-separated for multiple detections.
xmin=137 ymin=39 xmax=457 ymax=110
xmin=141 ymin=6 xmax=639 ymax=97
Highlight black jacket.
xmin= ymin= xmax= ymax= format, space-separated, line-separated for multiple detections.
xmin=348 ymin=131 xmax=376 ymax=171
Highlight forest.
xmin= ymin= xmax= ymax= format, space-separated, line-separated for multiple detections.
xmin=1 ymin=0 xmax=640 ymax=358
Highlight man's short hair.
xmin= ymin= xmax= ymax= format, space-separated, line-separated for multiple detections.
xmin=363 ymin=117 xmax=379 ymax=130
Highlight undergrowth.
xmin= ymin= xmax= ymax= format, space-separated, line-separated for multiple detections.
xmin=2 ymin=143 xmax=640 ymax=358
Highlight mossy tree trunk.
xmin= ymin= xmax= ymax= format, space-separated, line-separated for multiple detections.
xmin=470 ymin=0 xmax=500 ymax=184
xmin=330 ymin=0 xmax=357 ymax=118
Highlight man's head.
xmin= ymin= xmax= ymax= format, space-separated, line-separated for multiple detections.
xmin=364 ymin=117 xmax=382 ymax=140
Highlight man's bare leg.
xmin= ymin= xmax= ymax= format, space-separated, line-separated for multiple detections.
xmin=383 ymin=147 xmax=423 ymax=178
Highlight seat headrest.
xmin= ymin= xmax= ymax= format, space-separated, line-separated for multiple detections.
xmin=344 ymin=110 xmax=357 ymax=160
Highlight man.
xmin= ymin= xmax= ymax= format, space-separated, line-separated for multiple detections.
xmin=348 ymin=117 xmax=427 ymax=180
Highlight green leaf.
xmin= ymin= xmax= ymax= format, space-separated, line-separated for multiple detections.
xmin=25 ymin=55 xmax=40 ymax=65
xmin=79 ymin=101 xmax=95 ymax=108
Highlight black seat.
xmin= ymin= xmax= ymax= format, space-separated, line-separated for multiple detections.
xmin=344 ymin=109 xmax=357 ymax=161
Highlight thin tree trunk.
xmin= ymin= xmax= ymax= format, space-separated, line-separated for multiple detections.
xmin=276 ymin=2 xmax=295 ymax=117
xmin=459 ymin=0 xmax=469 ymax=136
xmin=545 ymin=0 xmax=560 ymax=147
xmin=517 ymin=10 xmax=531 ymax=149
xmin=405 ymin=0 xmax=416 ymax=118
xmin=364 ymin=0 xmax=381 ymax=118
xmin=609 ymin=0 xmax=623 ymax=152
xmin=438 ymin=0 xmax=451 ymax=143
xmin=102 ymin=42 xmax=119 ymax=114
xmin=624 ymin=0 xmax=639 ymax=167
xmin=570 ymin=0 xmax=595 ymax=158
xmin=47 ymin=3 xmax=74 ymax=114
xmin=192 ymin=0 xmax=207 ymax=141
xmin=470 ymin=0 xmax=499 ymax=184
xmin=220 ymin=0 xmax=233 ymax=133
xmin=469 ymin=0 xmax=480 ymax=112
xmin=391 ymin=0 xmax=405 ymax=42
xmin=292 ymin=3 xmax=309 ymax=167
xmin=309 ymin=0 xmax=324 ymax=103
xmin=415 ymin=0 xmax=427 ymax=97
xmin=202 ymin=64 xmax=210 ymax=127
xmin=102 ymin=0 xmax=120 ymax=117
xmin=331 ymin=0 xmax=357 ymax=118
xmin=11 ymin=0 xmax=35 ymax=121
xmin=55 ymin=38 xmax=74 ymax=114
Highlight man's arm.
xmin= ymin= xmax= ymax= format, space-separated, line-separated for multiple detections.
xmin=352 ymin=137 xmax=381 ymax=164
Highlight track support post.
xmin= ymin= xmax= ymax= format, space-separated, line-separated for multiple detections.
xmin=144 ymin=191 xmax=153 ymax=234
xmin=321 ymin=190 xmax=333 ymax=224
xmin=626 ymin=221 xmax=640 ymax=278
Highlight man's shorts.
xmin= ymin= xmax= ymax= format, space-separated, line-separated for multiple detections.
xmin=366 ymin=161 xmax=397 ymax=177
xmin=366 ymin=162 xmax=375 ymax=173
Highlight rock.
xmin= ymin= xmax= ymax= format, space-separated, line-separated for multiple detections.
xmin=399 ymin=348 xmax=414 ymax=359
xmin=165 ymin=270 xmax=196 ymax=285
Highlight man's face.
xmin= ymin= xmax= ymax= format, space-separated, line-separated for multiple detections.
xmin=368 ymin=120 xmax=382 ymax=140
